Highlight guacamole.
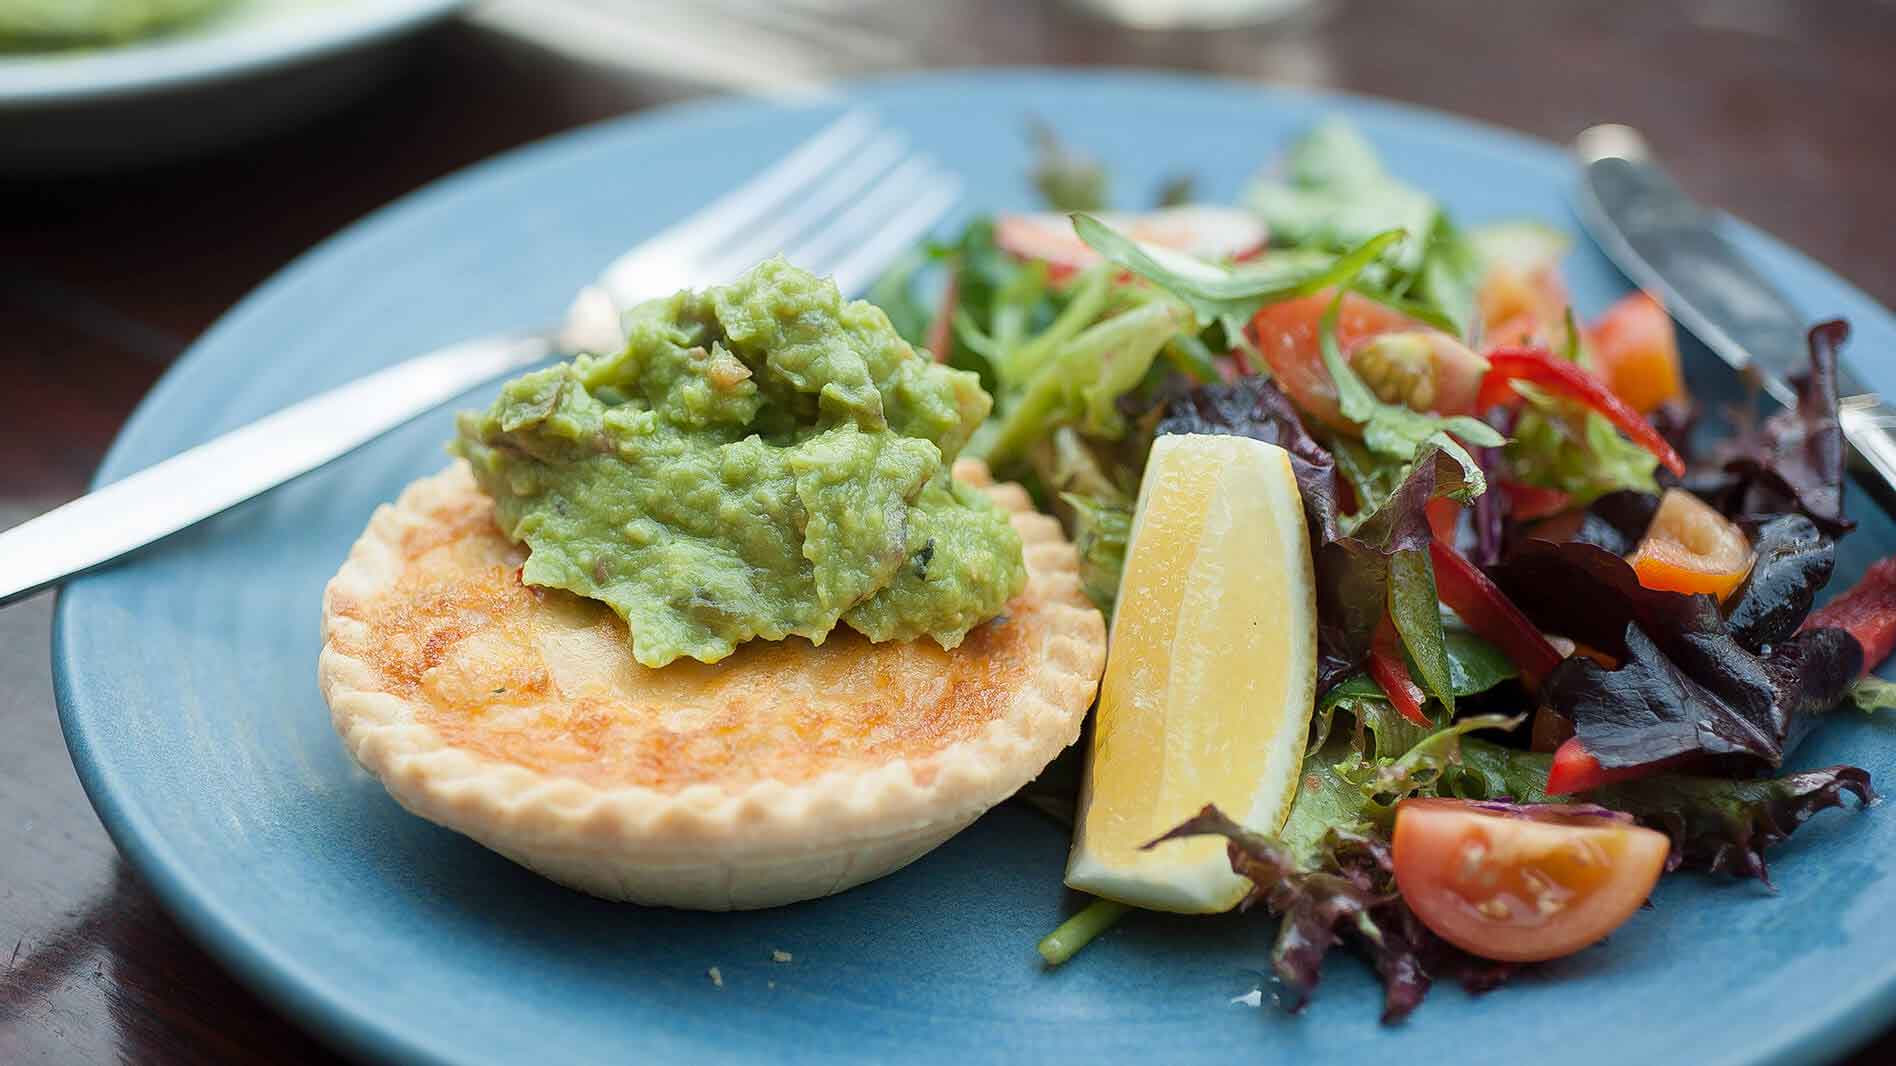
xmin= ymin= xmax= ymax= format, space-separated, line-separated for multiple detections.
xmin=453 ymin=258 xmax=1027 ymax=668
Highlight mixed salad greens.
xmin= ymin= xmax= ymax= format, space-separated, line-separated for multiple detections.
xmin=872 ymin=120 xmax=1896 ymax=1020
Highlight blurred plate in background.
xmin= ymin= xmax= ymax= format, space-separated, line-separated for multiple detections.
xmin=0 ymin=0 xmax=465 ymax=173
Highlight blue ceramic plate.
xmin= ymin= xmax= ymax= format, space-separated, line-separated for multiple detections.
xmin=54 ymin=70 xmax=1896 ymax=1066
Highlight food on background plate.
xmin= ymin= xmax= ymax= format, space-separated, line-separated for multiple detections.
xmin=318 ymin=263 xmax=1106 ymax=908
xmin=869 ymin=118 xmax=1894 ymax=1021
xmin=0 ymin=0 xmax=231 ymax=48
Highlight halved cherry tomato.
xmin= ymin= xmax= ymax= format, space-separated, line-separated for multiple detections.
xmin=1589 ymin=292 xmax=1684 ymax=414
xmin=1392 ymin=797 xmax=1669 ymax=962
xmin=1476 ymin=347 xmax=1686 ymax=477
xmin=1803 ymin=555 xmax=1896 ymax=675
xmin=1627 ymin=489 xmax=1754 ymax=601
xmin=1429 ymin=540 xmax=1565 ymax=686
xmin=1253 ymin=291 xmax=1414 ymax=432
xmin=1369 ymin=616 xmax=1431 ymax=727
xmin=1251 ymin=291 xmax=1488 ymax=432
xmin=993 ymin=206 xmax=1267 ymax=280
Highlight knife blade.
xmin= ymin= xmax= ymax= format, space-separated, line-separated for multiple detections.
xmin=1573 ymin=123 xmax=1896 ymax=515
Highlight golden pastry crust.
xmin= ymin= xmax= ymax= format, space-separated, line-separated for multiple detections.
xmin=318 ymin=460 xmax=1105 ymax=909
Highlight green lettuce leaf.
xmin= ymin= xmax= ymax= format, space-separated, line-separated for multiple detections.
xmin=971 ymin=297 xmax=1192 ymax=469
xmin=1029 ymin=120 xmax=1107 ymax=213
xmin=1317 ymin=287 xmax=1503 ymax=471
xmin=1337 ymin=714 xmax=1526 ymax=812
xmin=1849 ymin=676 xmax=1896 ymax=712
xmin=1245 ymin=120 xmax=1437 ymax=277
xmin=1506 ymin=388 xmax=1661 ymax=505
xmin=1244 ymin=120 xmax=1481 ymax=338
xmin=1061 ymin=492 xmax=1131 ymax=618
xmin=1073 ymin=215 xmax=1402 ymax=344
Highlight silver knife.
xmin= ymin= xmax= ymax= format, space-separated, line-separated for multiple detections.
xmin=1573 ymin=123 xmax=1896 ymax=516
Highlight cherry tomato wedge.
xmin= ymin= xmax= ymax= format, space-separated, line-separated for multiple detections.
xmin=1803 ymin=555 xmax=1896 ymax=676
xmin=1476 ymin=346 xmax=1686 ymax=477
xmin=1369 ymin=616 xmax=1431 ymax=727
xmin=1252 ymin=291 xmax=1417 ymax=432
xmin=1392 ymin=798 xmax=1669 ymax=962
xmin=1250 ymin=291 xmax=1488 ymax=433
xmin=1627 ymin=489 xmax=1754 ymax=602
xmin=1589 ymin=292 xmax=1685 ymax=414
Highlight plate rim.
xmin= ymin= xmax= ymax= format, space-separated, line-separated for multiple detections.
xmin=50 ymin=65 xmax=1896 ymax=1066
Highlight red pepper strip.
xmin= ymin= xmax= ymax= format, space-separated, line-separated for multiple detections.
xmin=1803 ymin=555 xmax=1896 ymax=676
xmin=1476 ymin=346 xmax=1687 ymax=477
xmin=925 ymin=273 xmax=958 ymax=363
xmin=1499 ymin=479 xmax=1572 ymax=523
xmin=1429 ymin=540 xmax=1566 ymax=687
xmin=1543 ymin=737 xmax=1701 ymax=794
xmin=1544 ymin=737 xmax=1661 ymax=795
xmin=1369 ymin=616 xmax=1431 ymax=726
xmin=1424 ymin=498 xmax=1460 ymax=544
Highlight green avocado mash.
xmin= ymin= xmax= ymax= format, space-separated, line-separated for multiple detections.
xmin=453 ymin=258 xmax=1027 ymax=668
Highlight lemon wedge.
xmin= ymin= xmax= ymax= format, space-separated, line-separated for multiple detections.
xmin=1064 ymin=433 xmax=1318 ymax=913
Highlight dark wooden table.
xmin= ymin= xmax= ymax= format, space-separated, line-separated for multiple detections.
xmin=4 ymin=1 xmax=1894 ymax=1061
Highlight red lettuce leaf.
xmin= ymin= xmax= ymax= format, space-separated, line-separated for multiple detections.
xmin=1315 ymin=450 xmax=1476 ymax=696
xmin=1149 ymin=805 xmax=1512 ymax=1023
xmin=1490 ymin=537 xmax=1702 ymax=657
xmin=1725 ymin=514 xmax=1836 ymax=651
xmin=1455 ymin=738 xmax=1879 ymax=885
xmin=1454 ymin=739 xmax=1877 ymax=884
xmin=1546 ymin=617 xmax=1777 ymax=766
xmin=1707 ymin=320 xmax=1855 ymax=535
xmin=1768 ymin=626 xmax=1865 ymax=753
xmin=1156 ymin=375 xmax=1341 ymax=543
xmin=1495 ymin=537 xmax=1858 ymax=772
xmin=1609 ymin=765 xmax=1876 ymax=882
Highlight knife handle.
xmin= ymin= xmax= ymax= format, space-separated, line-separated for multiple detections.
xmin=1841 ymin=396 xmax=1896 ymax=519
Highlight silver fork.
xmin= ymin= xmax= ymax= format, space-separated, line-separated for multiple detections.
xmin=0 ymin=112 xmax=963 ymax=608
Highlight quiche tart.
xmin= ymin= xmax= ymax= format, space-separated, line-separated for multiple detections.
xmin=318 ymin=459 xmax=1105 ymax=910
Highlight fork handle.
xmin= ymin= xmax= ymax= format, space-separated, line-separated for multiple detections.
xmin=0 ymin=333 xmax=553 ymax=608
